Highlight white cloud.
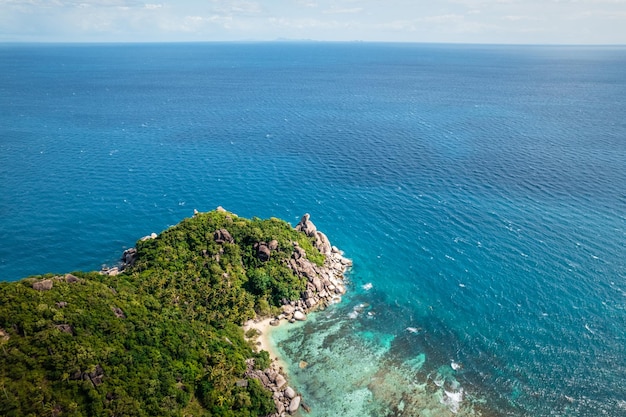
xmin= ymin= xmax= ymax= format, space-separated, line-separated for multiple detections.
xmin=268 ymin=16 xmax=348 ymax=30
xmin=212 ymin=0 xmax=262 ymax=15
xmin=0 ymin=0 xmax=625 ymax=43
xmin=502 ymin=14 xmax=536 ymax=21
xmin=177 ymin=14 xmax=233 ymax=32
xmin=418 ymin=14 xmax=466 ymax=24
xmin=323 ymin=7 xmax=363 ymax=14
xmin=296 ymin=0 xmax=318 ymax=7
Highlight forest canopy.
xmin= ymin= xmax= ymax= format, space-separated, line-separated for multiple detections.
xmin=0 ymin=209 xmax=324 ymax=417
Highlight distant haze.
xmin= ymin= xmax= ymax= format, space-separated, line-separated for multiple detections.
xmin=1 ymin=0 xmax=625 ymax=44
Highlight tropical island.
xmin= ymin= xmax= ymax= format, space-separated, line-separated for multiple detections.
xmin=0 ymin=208 xmax=351 ymax=417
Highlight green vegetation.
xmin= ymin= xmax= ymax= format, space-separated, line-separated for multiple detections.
xmin=0 ymin=209 xmax=324 ymax=417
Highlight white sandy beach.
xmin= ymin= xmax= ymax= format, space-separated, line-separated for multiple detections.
xmin=243 ymin=317 xmax=289 ymax=371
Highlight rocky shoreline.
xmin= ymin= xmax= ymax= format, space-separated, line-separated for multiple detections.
xmin=277 ymin=213 xmax=352 ymax=322
xmin=244 ymin=213 xmax=352 ymax=417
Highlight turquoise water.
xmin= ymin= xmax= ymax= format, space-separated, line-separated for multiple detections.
xmin=1 ymin=43 xmax=625 ymax=416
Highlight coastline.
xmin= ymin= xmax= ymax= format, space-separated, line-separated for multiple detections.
xmin=243 ymin=213 xmax=352 ymax=417
xmin=243 ymin=317 xmax=288 ymax=371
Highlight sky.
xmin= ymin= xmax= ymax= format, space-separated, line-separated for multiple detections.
xmin=0 ymin=0 xmax=625 ymax=44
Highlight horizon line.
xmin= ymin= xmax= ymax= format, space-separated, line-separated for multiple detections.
xmin=1 ymin=39 xmax=625 ymax=47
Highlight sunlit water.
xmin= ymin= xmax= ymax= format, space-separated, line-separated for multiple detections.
xmin=1 ymin=43 xmax=625 ymax=416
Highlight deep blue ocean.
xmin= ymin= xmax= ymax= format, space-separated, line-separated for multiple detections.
xmin=1 ymin=43 xmax=625 ymax=416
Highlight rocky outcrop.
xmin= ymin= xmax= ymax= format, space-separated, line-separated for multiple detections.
xmin=32 ymin=279 xmax=53 ymax=291
xmin=295 ymin=213 xmax=333 ymax=257
xmin=255 ymin=242 xmax=272 ymax=262
xmin=140 ymin=232 xmax=158 ymax=242
xmin=275 ymin=214 xmax=352 ymax=322
xmin=294 ymin=213 xmax=316 ymax=237
xmin=111 ymin=307 xmax=125 ymax=319
xmin=55 ymin=324 xmax=73 ymax=334
xmin=34 ymin=274 xmax=84 ymax=286
xmin=64 ymin=274 xmax=80 ymax=284
xmin=102 ymin=266 xmax=119 ymax=276
xmin=100 ymin=246 xmax=139 ymax=276
xmin=293 ymin=310 xmax=306 ymax=321
xmin=71 ymin=364 xmax=105 ymax=387
xmin=119 ymin=247 xmax=138 ymax=271
xmin=214 ymin=228 xmax=234 ymax=244
xmin=253 ymin=239 xmax=279 ymax=263
xmin=245 ymin=360 xmax=303 ymax=416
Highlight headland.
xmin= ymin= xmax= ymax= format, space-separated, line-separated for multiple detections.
xmin=0 ymin=208 xmax=350 ymax=417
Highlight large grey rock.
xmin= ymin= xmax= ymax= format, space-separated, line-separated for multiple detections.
xmin=122 ymin=247 xmax=137 ymax=268
xmin=214 ymin=228 xmax=234 ymax=244
xmin=32 ymin=280 xmax=53 ymax=291
xmin=293 ymin=245 xmax=306 ymax=260
xmin=295 ymin=214 xmax=317 ymax=237
xmin=65 ymin=274 xmax=80 ymax=283
xmin=257 ymin=372 xmax=270 ymax=387
xmin=293 ymin=311 xmax=306 ymax=321
xmin=266 ymin=370 xmax=278 ymax=383
xmin=288 ymin=396 xmax=301 ymax=414
xmin=297 ymin=261 xmax=317 ymax=279
xmin=284 ymin=386 xmax=296 ymax=399
xmin=256 ymin=242 xmax=271 ymax=262
xmin=140 ymin=233 xmax=157 ymax=241
xmin=274 ymin=374 xmax=287 ymax=389
xmin=312 ymin=276 xmax=323 ymax=292
xmin=315 ymin=231 xmax=332 ymax=256
xmin=103 ymin=267 xmax=119 ymax=276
